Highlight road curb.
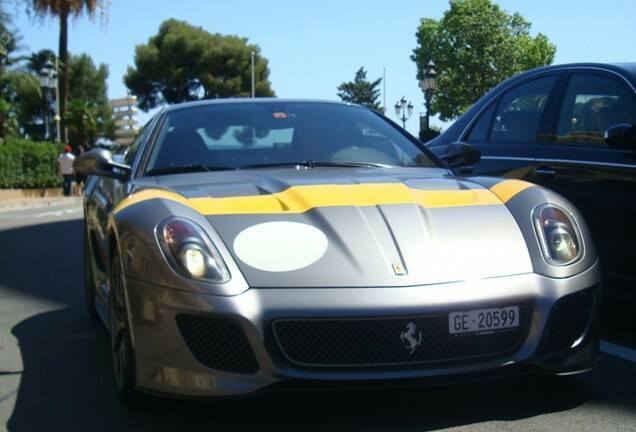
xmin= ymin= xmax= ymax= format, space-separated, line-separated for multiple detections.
xmin=0 ymin=188 xmax=83 ymax=213
xmin=0 ymin=196 xmax=83 ymax=213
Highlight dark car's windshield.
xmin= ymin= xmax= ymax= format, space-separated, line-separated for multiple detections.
xmin=143 ymin=101 xmax=438 ymax=175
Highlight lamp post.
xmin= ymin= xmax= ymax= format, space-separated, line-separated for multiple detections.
xmin=38 ymin=59 xmax=59 ymax=142
xmin=251 ymin=51 xmax=255 ymax=98
xmin=394 ymin=96 xmax=414 ymax=129
xmin=419 ymin=59 xmax=438 ymax=136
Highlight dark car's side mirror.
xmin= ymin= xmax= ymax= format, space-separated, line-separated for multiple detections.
xmin=440 ymin=142 xmax=481 ymax=169
xmin=74 ymin=148 xmax=131 ymax=181
xmin=605 ymin=123 xmax=636 ymax=149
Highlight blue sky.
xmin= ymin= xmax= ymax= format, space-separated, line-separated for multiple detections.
xmin=8 ymin=0 xmax=636 ymax=136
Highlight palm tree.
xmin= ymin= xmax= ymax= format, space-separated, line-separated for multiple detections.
xmin=29 ymin=0 xmax=108 ymax=143
xmin=65 ymin=99 xmax=97 ymax=147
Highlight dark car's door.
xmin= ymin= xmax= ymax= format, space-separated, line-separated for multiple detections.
xmin=533 ymin=71 xmax=636 ymax=291
xmin=456 ymin=74 xmax=560 ymax=178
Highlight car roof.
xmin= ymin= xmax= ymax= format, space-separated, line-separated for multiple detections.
xmin=507 ymin=62 xmax=636 ymax=81
xmin=429 ymin=62 xmax=636 ymax=144
xmin=159 ymin=98 xmax=363 ymax=114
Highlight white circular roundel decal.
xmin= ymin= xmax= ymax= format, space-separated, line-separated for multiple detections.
xmin=233 ymin=222 xmax=328 ymax=272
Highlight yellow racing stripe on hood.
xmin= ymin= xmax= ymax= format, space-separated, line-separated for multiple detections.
xmin=114 ymin=180 xmax=533 ymax=215
xmin=114 ymin=189 xmax=192 ymax=214
xmin=489 ymin=179 xmax=534 ymax=203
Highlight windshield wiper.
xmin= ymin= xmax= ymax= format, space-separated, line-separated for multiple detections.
xmin=146 ymin=165 xmax=234 ymax=176
xmin=240 ymin=160 xmax=390 ymax=170
xmin=312 ymin=161 xmax=391 ymax=168
xmin=240 ymin=161 xmax=316 ymax=169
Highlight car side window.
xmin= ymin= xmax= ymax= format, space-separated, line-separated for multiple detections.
xmin=123 ymin=122 xmax=150 ymax=166
xmin=467 ymin=76 xmax=556 ymax=143
xmin=555 ymin=73 xmax=636 ymax=145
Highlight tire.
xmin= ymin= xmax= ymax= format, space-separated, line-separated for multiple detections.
xmin=109 ymin=248 xmax=142 ymax=405
xmin=84 ymin=230 xmax=99 ymax=321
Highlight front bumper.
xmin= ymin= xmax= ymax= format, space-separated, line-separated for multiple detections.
xmin=124 ymin=264 xmax=601 ymax=398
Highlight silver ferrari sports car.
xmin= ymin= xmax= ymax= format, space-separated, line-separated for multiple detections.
xmin=75 ymin=99 xmax=601 ymax=403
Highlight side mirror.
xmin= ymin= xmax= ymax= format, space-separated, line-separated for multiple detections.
xmin=440 ymin=142 xmax=481 ymax=169
xmin=73 ymin=148 xmax=131 ymax=181
xmin=605 ymin=123 xmax=636 ymax=148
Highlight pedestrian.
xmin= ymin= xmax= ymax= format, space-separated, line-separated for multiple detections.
xmin=57 ymin=145 xmax=75 ymax=197
xmin=73 ymin=145 xmax=86 ymax=196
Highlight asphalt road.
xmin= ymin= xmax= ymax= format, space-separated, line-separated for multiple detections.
xmin=0 ymin=202 xmax=635 ymax=432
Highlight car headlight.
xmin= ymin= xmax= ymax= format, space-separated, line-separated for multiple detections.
xmin=156 ymin=217 xmax=231 ymax=283
xmin=533 ymin=204 xmax=582 ymax=266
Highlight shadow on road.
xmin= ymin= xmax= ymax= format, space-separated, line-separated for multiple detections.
xmin=8 ymin=306 xmax=597 ymax=432
xmin=602 ymin=294 xmax=636 ymax=350
xmin=3 ymin=218 xmax=636 ymax=431
xmin=0 ymin=219 xmax=84 ymax=306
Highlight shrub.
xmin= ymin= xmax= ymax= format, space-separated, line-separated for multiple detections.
xmin=0 ymin=139 xmax=64 ymax=189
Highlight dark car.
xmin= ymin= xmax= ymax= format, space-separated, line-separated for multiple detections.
xmin=427 ymin=63 xmax=636 ymax=298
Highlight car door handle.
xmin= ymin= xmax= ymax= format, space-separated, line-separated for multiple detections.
xmin=535 ymin=165 xmax=556 ymax=179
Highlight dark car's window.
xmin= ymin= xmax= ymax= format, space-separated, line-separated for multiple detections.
xmin=143 ymin=102 xmax=438 ymax=174
xmin=465 ymin=103 xmax=496 ymax=141
xmin=555 ymin=73 xmax=636 ymax=145
xmin=468 ymin=76 xmax=557 ymax=143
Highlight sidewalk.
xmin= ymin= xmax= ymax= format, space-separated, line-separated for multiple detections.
xmin=0 ymin=188 xmax=83 ymax=213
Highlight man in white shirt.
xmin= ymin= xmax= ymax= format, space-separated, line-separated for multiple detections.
xmin=57 ymin=145 xmax=75 ymax=196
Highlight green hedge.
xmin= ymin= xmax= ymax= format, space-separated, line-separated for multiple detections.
xmin=0 ymin=139 xmax=64 ymax=189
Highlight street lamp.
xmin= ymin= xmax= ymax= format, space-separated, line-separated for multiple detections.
xmin=251 ymin=51 xmax=255 ymax=98
xmin=394 ymin=96 xmax=414 ymax=129
xmin=38 ymin=59 xmax=59 ymax=142
xmin=419 ymin=59 xmax=438 ymax=135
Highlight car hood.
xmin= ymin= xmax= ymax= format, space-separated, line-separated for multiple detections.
xmin=129 ymin=168 xmax=535 ymax=288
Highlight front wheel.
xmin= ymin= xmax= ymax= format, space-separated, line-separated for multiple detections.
xmin=84 ymin=230 xmax=98 ymax=321
xmin=109 ymin=248 xmax=141 ymax=405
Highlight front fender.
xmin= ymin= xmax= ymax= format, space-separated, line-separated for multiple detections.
xmin=111 ymin=196 xmax=250 ymax=297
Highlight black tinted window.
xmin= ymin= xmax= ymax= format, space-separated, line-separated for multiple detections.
xmin=480 ymin=76 xmax=556 ymax=143
xmin=556 ymin=73 xmax=636 ymax=145
xmin=466 ymin=103 xmax=496 ymax=141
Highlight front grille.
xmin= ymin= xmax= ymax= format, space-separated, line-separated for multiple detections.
xmin=543 ymin=289 xmax=595 ymax=353
xmin=272 ymin=307 xmax=529 ymax=368
xmin=176 ymin=314 xmax=259 ymax=374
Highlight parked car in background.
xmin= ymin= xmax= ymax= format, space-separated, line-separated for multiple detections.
xmin=75 ymin=99 xmax=601 ymax=403
xmin=427 ymin=63 xmax=636 ymax=299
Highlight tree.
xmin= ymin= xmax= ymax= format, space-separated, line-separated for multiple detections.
xmin=337 ymin=67 xmax=383 ymax=112
xmin=3 ymin=70 xmax=42 ymax=139
xmin=125 ymin=19 xmax=275 ymax=112
xmin=63 ymin=54 xmax=115 ymax=147
xmin=411 ymin=0 xmax=556 ymax=121
xmin=20 ymin=49 xmax=57 ymax=141
xmin=65 ymin=99 xmax=96 ymax=147
xmin=27 ymin=0 xmax=108 ymax=143
xmin=25 ymin=49 xmax=56 ymax=75
xmin=2 ymin=49 xmax=113 ymax=144
xmin=0 ymin=4 xmax=23 ymax=139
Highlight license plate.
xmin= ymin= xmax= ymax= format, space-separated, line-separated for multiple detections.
xmin=449 ymin=306 xmax=519 ymax=334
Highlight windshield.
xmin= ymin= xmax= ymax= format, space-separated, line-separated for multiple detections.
xmin=144 ymin=101 xmax=438 ymax=175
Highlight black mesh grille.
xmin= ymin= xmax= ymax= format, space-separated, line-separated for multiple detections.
xmin=272 ymin=307 xmax=529 ymax=368
xmin=543 ymin=290 xmax=595 ymax=353
xmin=176 ymin=314 xmax=259 ymax=374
